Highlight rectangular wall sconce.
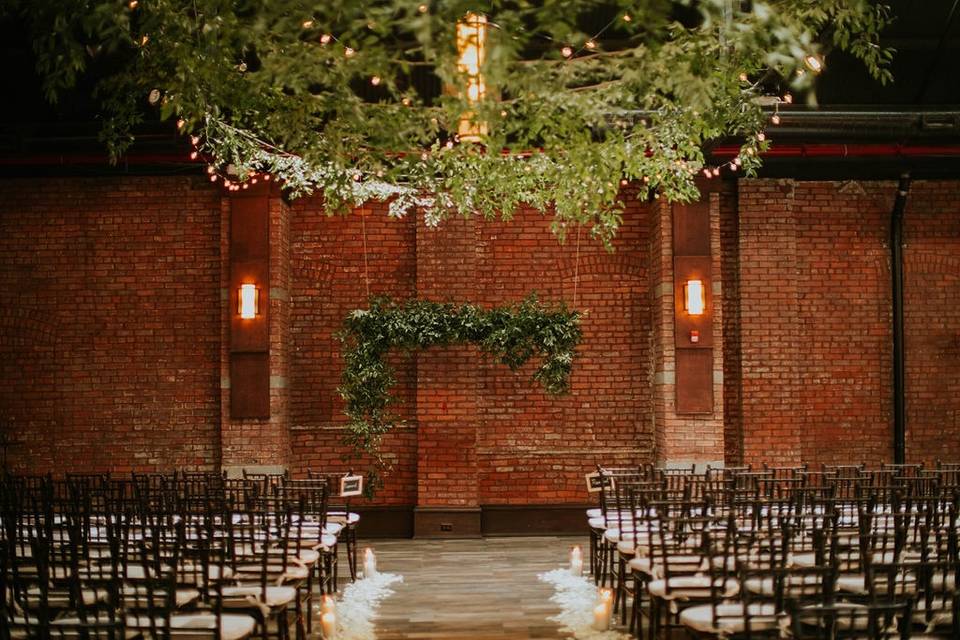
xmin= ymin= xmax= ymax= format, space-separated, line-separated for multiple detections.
xmin=238 ymin=283 xmax=259 ymax=319
xmin=684 ymin=279 xmax=705 ymax=316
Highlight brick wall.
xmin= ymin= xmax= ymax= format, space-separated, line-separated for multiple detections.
xmin=732 ymin=179 xmax=960 ymax=467
xmin=0 ymin=177 xmax=222 ymax=474
xmin=902 ymin=181 xmax=960 ymax=463
xmin=2 ymin=174 xmax=959 ymax=497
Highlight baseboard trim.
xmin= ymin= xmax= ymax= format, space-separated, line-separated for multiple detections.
xmin=355 ymin=503 xmax=592 ymax=538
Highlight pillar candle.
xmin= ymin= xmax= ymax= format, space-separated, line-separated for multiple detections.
xmin=569 ymin=545 xmax=583 ymax=576
xmin=363 ymin=547 xmax=377 ymax=578
xmin=592 ymin=602 xmax=610 ymax=631
xmin=320 ymin=595 xmax=336 ymax=616
xmin=321 ymin=612 xmax=337 ymax=640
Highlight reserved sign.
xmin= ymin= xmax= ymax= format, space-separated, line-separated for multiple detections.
xmin=339 ymin=474 xmax=364 ymax=497
xmin=584 ymin=472 xmax=614 ymax=493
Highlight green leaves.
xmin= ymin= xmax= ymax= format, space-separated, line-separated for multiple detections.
xmin=337 ymin=295 xmax=581 ymax=493
xmin=15 ymin=0 xmax=892 ymax=245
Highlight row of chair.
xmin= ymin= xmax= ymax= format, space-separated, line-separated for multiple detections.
xmin=587 ymin=462 xmax=960 ymax=639
xmin=1 ymin=470 xmax=363 ymax=640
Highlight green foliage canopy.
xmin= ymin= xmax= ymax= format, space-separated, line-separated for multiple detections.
xmin=16 ymin=0 xmax=892 ymax=244
xmin=337 ymin=296 xmax=581 ymax=490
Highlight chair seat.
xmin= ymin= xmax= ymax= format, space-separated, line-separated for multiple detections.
xmin=169 ymin=613 xmax=257 ymax=640
xmin=123 ymin=614 xmax=256 ymax=640
xmin=617 ymin=540 xmax=637 ymax=555
xmin=679 ymin=602 xmax=779 ymax=634
xmin=327 ymin=512 xmax=360 ymax=525
xmin=27 ymin=586 xmax=105 ymax=606
xmin=744 ymin=573 xmax=824 ymax=596
xmin=310 ymin=533 xmax=339 ymax=550
xmin=586 ymin=507 xmax=603 ymax=519
xmin=222 ymin=585 xmax=297 ymax=609
xmin=648 ymin=575 xmax=737 ymax=600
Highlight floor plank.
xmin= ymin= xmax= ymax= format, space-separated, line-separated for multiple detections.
xmin=356 ymin=536 xmax=590 ymax=639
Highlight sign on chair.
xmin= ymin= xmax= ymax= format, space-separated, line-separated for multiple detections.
xmin=340 ymin=474 xmax=364 ymax=497
xmin=584 ymin=472 xmax=614 ymax=493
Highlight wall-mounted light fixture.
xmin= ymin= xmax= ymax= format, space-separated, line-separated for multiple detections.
xmin=684 ymin=279 xmax=705 ymax=316
xmin=238 ymin=283 xmax=259 ymax=319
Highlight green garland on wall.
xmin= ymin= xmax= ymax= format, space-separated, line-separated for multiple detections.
xmin=338 ymin=295 xmax=582 ymax=492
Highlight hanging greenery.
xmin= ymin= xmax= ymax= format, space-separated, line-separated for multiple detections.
xmin=14 ymin=0 xmax=892 ymax=245
xmin=337 ymin=295 xmax=581 ymax=491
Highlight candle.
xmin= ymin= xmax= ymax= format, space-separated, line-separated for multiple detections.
xmin=320 ymin=595 xmax=336 ymax=616
xmin=321 ymin=612 xmax=337 ymax=639
xmin=569 ymin=545 xmax=583 ymax=577
xmin=592 ymin=602 xmax=610 ymax=631
xmin=363 ymin=547 xmax=377 ymax=578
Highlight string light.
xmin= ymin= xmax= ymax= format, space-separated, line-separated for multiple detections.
xmin=620 ymin=178 xmax=628 ymax=187
xmin=585 ymin=40 xmax=596 ymax=50
xmin=418 ymin=3 xmax=428 ymax=13
xmin=344 ymin=47 xmax=355 ymax=58
xmin=804 ymin=54 xmax=823 ymax=73
xmin=739 ymin=73 xmax=748 ymax=82
xmin=622 ymin=14 xmax=631 ymax=22
xmin=771 ymin=114 xmax=781 ymax=125
xmin=320 ymin=34 xmax=332 ymax=44
xmin=190 ymin=151 xmax=198 ymax=160
xmin=148 ymin=89 xmax=161 ymax=105
xmin=302 ymin=20 xmax=314 ymax=29
xmin=128 ymin=0 xmax=138 ymax=8
xmin=561 ymin=46 xmax=573 ymax=58
xmin=209 ymin=175 xmax=217 ymax=182
xmin=371 ymin=75 xmax=381 ymax=86
xmin=783 ymin=93 xmax=793 ymax=104
xmin=140 ymin=35 xmax=149 ymax=46
xmin=757 ymin=132 xmax=766 ymax=141
xmin=176 ymin=119 xmax=186 ymax=129
xmin=401 ymin=97 xmax=411 ymax=106
xmin=190 ymin=136 xmax=200 ymax=146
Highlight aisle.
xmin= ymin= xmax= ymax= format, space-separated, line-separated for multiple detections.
xmin=369 ymin=536 xmax=589 ymax=639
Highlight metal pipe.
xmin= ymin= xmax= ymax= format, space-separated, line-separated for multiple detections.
xmin=890 ymin=173 xmax=911 ymax=465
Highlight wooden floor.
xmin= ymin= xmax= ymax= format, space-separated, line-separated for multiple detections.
xmin=359 ymin=536 xmax=590 ymax=639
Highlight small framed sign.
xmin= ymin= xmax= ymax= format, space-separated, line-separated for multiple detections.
xmin=339 ymin=474 xmax=364 ymax=497
xmin=584 ymin=472 xmax=614 ymax=493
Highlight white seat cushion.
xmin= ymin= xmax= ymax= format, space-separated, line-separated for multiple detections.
xmin=680 ymin=602 xmax=778 ymax=634
xmin=170 ymin=613 xmax=257 ymax=640
xmin=648 ymin=576 xmax=737 ymax=600
xmin=222 ymin=585 xmax=297 ymax=609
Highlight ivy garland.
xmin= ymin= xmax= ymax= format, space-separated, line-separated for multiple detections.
xmin=337 ymin=295 xmax=581 ymax=492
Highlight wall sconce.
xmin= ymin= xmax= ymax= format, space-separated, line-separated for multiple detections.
xmin=238 ymin=283 xmax=259 ymax=319
xmin=684 ymin=279 xmax=705 ymax=316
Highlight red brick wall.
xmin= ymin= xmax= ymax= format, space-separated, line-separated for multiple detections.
xmin=286 ymin=201 xmax=418 ymax=505
xmin=902 ymin=181 xmax=960 ymax=463
xmin=3 ymin=174 xmax=959 ymax=495
xmin=732 ymin=179 xmax=960 ymax=467
xmin=0 ymin=177 xmax=222 ymax=474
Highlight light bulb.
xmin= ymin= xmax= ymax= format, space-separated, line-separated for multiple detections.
xmin=804 ymin=54 xmax=823 ymax=73
xmin=371 ymin=76 xmax=381 ymax=85
xmin=771 ymin=114 xmax=781 ymax=125
xmin=320 ymin=34 xmax=332 ymax=44
xmin=302 ymin=20 xmax=313 ymax=29
xmin=585 ymin=40 xmax=596 ymax=50
xmin=622 ymin=14 xmax=631 ymax=22
xmin=418 ymin=3 xmax=428 ymax=13
xmin=561 ymin=46 xmax=573 ymax=58
xmin=344 ymin=47 xmax=355 ymax=58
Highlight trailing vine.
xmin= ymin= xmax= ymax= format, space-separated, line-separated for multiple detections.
xmin=338 ymin=295 xmax=582 ymax=493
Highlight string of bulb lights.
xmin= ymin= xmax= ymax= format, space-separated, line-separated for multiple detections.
xmin=158 ymin=1 xmax=824 ymax=195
